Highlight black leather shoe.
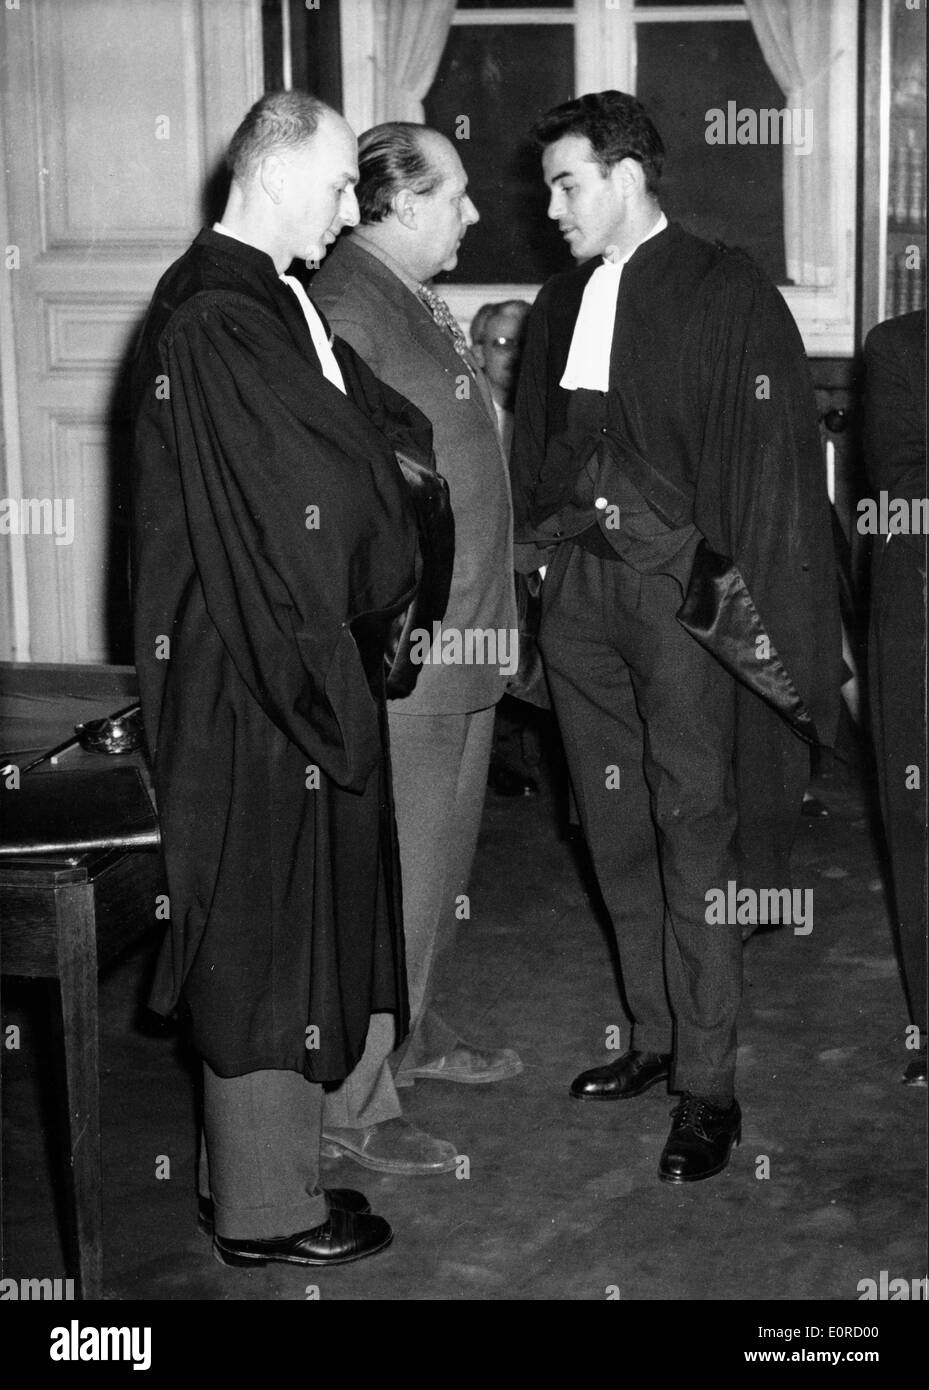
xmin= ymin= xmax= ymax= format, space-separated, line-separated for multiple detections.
xmin=213 ymin=1207 xmax=392 ymax=1267
xmin=658 ymin=1094 xmax=741 ymax=1183
xmin=570 ymin=1049 xmax=671 ymax=1100
xmin=902 ymin=1051 xmax=927 ymax=1086
xmin=198 ymin=1187 xmax=370 ymax=1237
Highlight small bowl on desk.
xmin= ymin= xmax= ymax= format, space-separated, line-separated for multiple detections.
xmin=74 ymin=707 xmax=145 ymax=756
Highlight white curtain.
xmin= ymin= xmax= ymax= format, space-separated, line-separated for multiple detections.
xmin=744 ymin=0 xmax=837 ymax=286
xmin=372 ymin=0 xmax=457 ymax=125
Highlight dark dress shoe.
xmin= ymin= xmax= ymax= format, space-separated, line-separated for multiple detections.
xmin=570 ymin=1050 xmax=671 ymax=1100
xmin=902 ymin=1051 xmax=927 ymax=1086
xmin=213 ymin=1207 xmax=392 ymax=1267
xmin=198 ymin=1187 xmax=370 ymax=1236
xmin=658 ymin=1094 xmax=741 ymax=1183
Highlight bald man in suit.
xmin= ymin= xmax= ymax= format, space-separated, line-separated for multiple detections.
xmin=311 ymin=122 xmax=523 ymax=1174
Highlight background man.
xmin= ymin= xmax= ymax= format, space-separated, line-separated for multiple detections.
xmin=131 ymin=91 xmax=432 ymax=1266
xmin=510 ymin=91 xmax=840 ymax=1183
xmin=470 ymin=299 xmax=531 ymax=456
xmin=471 ymin=299 xmax=542 ymax=799
xmin=864 ymin=308 xmax=927 ymax=1087
xmin=311 ymin=122 xmax=523 ymax=1176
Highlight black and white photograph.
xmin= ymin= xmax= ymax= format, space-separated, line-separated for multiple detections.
xmin=0 ymin=0 xmax=925 ymax=1344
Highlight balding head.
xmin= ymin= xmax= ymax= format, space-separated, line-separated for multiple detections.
xmin=219 ymin=91 xmax=359 ymax=273
xmin=227 ymin=91 xmax=333 ymax=186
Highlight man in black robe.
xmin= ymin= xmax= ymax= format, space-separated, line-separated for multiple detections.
xmin=510 ymin=92 xmax=840 ymax=1183
xmin=131 ymin=91 xmax=432 ymax=1266
xmin=863 ymin=309 xmax=927 ymax=1086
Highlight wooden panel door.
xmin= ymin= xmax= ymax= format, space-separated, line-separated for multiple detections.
xmin=0 ymin=0 xmax=263 ymax=661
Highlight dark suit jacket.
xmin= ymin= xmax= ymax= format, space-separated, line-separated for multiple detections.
xmin=312 ymin=236 xmax=516 ymax=716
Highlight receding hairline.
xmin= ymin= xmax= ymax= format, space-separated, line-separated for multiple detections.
xmin=268 ymin=108 xmax=354 ymax=161
xmin=281 ymin=116 xmax=358 ymax=175
xmin=407 ymin=127 xmax=464 ymax=190
xmin=431 ymin=132 xmax=467 ymax=182
xmin=367 ymin=125 xmax=458 ymax=193
xmin=229 ymin=98 xmax=355 ymax=185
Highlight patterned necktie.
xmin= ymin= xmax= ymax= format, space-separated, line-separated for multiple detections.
xmin=418 ymin=284 xmax=477 ymax=375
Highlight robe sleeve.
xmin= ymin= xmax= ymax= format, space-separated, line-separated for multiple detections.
xmin=157 ymin=290 xmax=417 ymax=792
xmin=690 ymin=254 xmax=842 ymax=746
xmin=510 ymin=287 xmax=557 ymax=572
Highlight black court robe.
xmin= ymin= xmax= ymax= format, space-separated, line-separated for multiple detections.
xmin=131 ymin=229 xmax=431 ymax=1081
xmin=511 ymin=220 xmax=842 ymax=886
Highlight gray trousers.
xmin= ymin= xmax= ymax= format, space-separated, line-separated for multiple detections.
xmin=199 ymin=1063 xmax=327 ymax=1239
xmin=323 ymin=704 xmax=496 ymax=1128
xmin=540 ymin=541 xmax=742 ymax=1099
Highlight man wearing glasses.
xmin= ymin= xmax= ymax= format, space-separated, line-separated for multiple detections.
xmin=471 ymin=300 xmax=531 ymax=456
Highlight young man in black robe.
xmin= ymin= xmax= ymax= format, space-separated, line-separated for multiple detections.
xmin=510 ymin=92 xmax=840 ymax=1183
xmin=130 ymin=91 xmax=433 ymax=1265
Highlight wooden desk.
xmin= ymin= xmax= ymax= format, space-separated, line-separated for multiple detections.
xmin=0 ymin=662 xmax=164 ymax=1301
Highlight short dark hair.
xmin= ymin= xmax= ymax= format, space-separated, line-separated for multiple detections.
xmin=356 ymin=123 xmax=444 ymax=224
xmin=226 ymin=90 xmax=332 ymax=184
xmin=471 ymin=299 xmax=531 ymax=347
xmin=531 ymin=90 xmax=664 ymax=196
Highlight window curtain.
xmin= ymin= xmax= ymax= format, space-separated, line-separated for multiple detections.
xmin=372 ymin=0 xmax=457 ymax=125
xmin=744 ymin=0 xmax=837 ymax=287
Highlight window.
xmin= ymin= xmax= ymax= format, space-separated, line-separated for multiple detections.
xmin=635 ymin=19 xmax=787 ymax=284
xmin=322 ymin=0 xmax=859 ymax=352
xmin=607 ymin=1 xmax=859 ymax=353
xmin=262 ymin=0 xmax=343 ymax=109
xmin=423 ymin=16 xmax=575 ymax=283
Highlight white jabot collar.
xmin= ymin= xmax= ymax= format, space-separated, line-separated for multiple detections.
xmin=560 ymin=211 xmax=667 ymax=393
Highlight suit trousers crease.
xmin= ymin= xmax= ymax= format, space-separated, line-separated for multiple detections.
xmin=199 ymin=1064 xmax=327 ymax=1239
xmin=322 ymin=704 xmax=497 ymax=1129
xmin=539 ymin=541 xmax=742 ymax=1098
